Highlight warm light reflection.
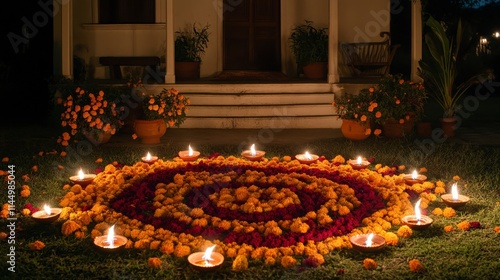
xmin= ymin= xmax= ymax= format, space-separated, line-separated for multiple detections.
xmin=414 ymin=199 xmax=422 ymax=221
xmin=146 ymin=152 xmax=152 ymax=161
xmin=411 ymin=170 xmax=418 ymax=180
xmin=202 ymin=245 xmax=216 ymax=264
xmin=188 ymin=145 xmax=193 ymax=156
xmin=357 ymin=156 xmax=362 ymax=165
xmin=78 ymin=169 xmax=84 ymax=180
xmin=106 ymin=225 xmax=115 ymax=247
xmin=250 ymin=144 xmax=256 ymax=156
xmin=451 ymin=183 xmax=459 ymax=201
xmin=305 ymin=151 xmax=312 ymax=160
xmin=43 ymin=204 xmax=51 ymax=216
xmin=365 ymin=233 xmax=374 ymax=247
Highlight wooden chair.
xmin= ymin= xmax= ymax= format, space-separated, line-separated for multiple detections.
xmin=340 ymin=32 xmax=400 ymax=77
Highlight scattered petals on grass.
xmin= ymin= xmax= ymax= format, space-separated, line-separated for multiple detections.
xmin=2 ymin=157 xmax=8 ymax=162
xmin=29 ymin=240 xmax=45 ymax=251
xmin=443 ymin=207 xmax=456 ymax=218
xmin=95 ymin=158 xmax=103 ymax=163
xmin=409 ymin=259 xmax=425 ymax=272
xmin=232 ymin=255 xmax=249 ymax=271
xmin=469 ymin=221 xmax=482 ymax=229
xmin=397 ymin=225 xmax=413 ymax=238
xmin=444 ymin=225 xmax=455 ymax=232
xmin=457 ymin=221 xmax=471 ymax=231
xmin=148 ymin=257 xmax=162 ymax=268
xmin=31 ymin=165 xmax=38 ymax=172
xmin=363 ymin=258 xmax=377 ymax=270
xmin=60 ymin=151 xmax=67 ymax=157
xmin=494 ymin=226 xmax=500 ymax=233
xmin=453 ymin=175 xmax=461 ymax=181
xmin=0 ymin=231 xmax=7 ymax=241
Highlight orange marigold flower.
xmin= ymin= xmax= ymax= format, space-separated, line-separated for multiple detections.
xmin=399 ymin=119 xmax=405 ymax=124
xmin=60 ymin=151 xmax=67 ymax=157
xmin=0 ymin=231 xmax=7 ymax=241
xmin=432 ymin=208 xmax=443 ymax=216
xmin=397 ymin=225 xmax=413 ymax=238
xmin=95 ymin=158 xmax=103 ymax=163
xmin=363 ymin=258 xmax=377 ymax=270
xmin=375 ymin=111 xmax=382 ymax=118
xmin=453 ymin=175 xmax=461 ymax=181
xmin=444 ymin=225 xmax=455 ymax=232
xmin=384 ymin=232 xmax=399 ymax=246
xmin=360 ymin=115 xmax=367 ymax=122
xmin=365 ymin=128 xmax=371 ymax=135
xmin=494 ymin=226 xmax=500 ymax=233
xmin=232 ymin=255 xmax=249 ymax=271
xmin=398 ymin=165 xmax=406 ymax=171
xmin=369 ymin=87 xmax=375 ymax=93
xmin=395 ymin=99 xmax=401 ymax=104
xmin=399 ymin=79 xmax=404 ymax=84
xmin=148 ymin=257 xmax=162 ymax=268
xmin=281 ymin=255 xmax=297 ymax=268
xmin=409 ymin=259 xmax=425 ymax=272
xmin=20 ymin=189 xmax=30 ymax=198
xmin=374 ymin=129 xmax=382 ymax=136
xmin=29 ymin=240 xmax=45 ymax=251
xmin=457 ymin=220 xmax=470 ymax=231
xmin=419 ymin=167 xmax=428 ymax=173
xmin=2 ymin=157 xmax=9 ymax=162
xmin=434 ymin=186 xmax=446 ymax=195
xmin=436 ymin=180 xmax=446 ymax=188
xmin=32 ymin=165 xmax=38 ymax=172
xmin=443 ymin=207 xmax=456 ymax=218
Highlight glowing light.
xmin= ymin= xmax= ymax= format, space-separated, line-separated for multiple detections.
xmin=188 ymin=145 xmax=193 ymax=156
xmin=78 ymin=169 xmax=85 ymax=180
xmin=106 ymin=225 xmax=115 ymax=247
xmin=414 ymin=199 xmax=422 ymax=221
xmin=202 ymin=245 xmax=216 ymax=264
xmin=365 ymin=233 xmax=374 ymax=247
xmin=43 ymin=204 xmax=51 ymax=216
xmin=451 ymin=183 xmax=459 ymax=201
xmin=250 ymin=144 xmax=256 ymax=156
xmin=412 ymin=170 xmax=418 ymax=180
xmin=357 ymin=156 xmax=362 ymax=165
xmin=305 ymin=151 xmax=312 ymax=160
xmin=146 ymin=152 xmax=152 ymax=161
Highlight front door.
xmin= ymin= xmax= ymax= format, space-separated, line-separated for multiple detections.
xmin=223 ymin=0 xmax=281 ymax=71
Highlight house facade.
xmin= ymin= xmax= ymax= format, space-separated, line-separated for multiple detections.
xmin=52 ymin=0 xmax=423 ymax=129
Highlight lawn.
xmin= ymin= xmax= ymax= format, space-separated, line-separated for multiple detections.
xmin=1 ymin=125 xmax=500 ymax=280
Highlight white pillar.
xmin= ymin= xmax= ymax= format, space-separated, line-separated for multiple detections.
xmin=328 ymin=0 xmax=339 ymax=84
xmin=61 ymin=0 xmax=73 ymax=79
xmin=411 ymin=0 xmax=423 ymax=82
xmin=164 ymin=0 xmax=176 ymax=83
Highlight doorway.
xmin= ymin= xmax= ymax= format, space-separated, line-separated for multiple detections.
xmin=223 ymin=0 xmax=281 ymax=71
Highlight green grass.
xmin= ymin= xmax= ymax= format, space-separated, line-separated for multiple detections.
xmin=1 ymin=127 xmax=500 ymax=280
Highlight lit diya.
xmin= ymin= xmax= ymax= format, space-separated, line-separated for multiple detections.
xmin=31 ymin=204 xmax=62 ymax=224
xmin=188 ymin=245 xmax=224 ymax=271
xmin=295 ymin=151 xmax=318 ymax=164
xmin=348 ymin=156 xmax=370 ymax=170
xmin=141 ymin=152 xmax=158 ymax=164
xmin=69 ymin=168 xmax=96 ymax=187
xmin=402 ymin=199 xmax=433 ymax=230
xmin=441 ymin=182 xmax=470 ymax=208
xmin=178 ymin=145 xmax=200 ymax=161
xmin=403 ymin=170 xmax=427 ymax=185
xmin=349 ymin=233 xmax=386 ymax=253
xmin=93 ymin=225 xmax=128 ymax=252
xmin=241 ymin=144 xmax=265 ymax=161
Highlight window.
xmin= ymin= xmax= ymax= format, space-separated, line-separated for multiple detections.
xmin=99 ymin=0 xmax=155 ymax=24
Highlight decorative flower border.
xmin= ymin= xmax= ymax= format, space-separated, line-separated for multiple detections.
xmin=59 ymin=155 xmax=432 ymax=263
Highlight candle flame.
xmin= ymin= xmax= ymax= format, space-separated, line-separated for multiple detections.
xmin=365 ymin=233 xmax=374 ymax=247
xmin=188 ymin=145 xmax=193 ymax=156
xmin=411 ymin=170 xmax=418 ymax=180
xmin=106 ymin=225 xmax=115 ymax=247
xmin=202 ymin=245 xmax=216 ymax=263
xmin=146 ymin=152 xmax=151 ymax=161
xmin=44 ymin=204 xmax=51 ymax=216
xmin=78 ymin=169 xmax=84 ymax=180
xmin=357 ymin=156 xmax=362 ymax=165
xmin=451 ymin=183 xmax=459 ymax=200
xmin=414 ymin=199 xmax=422 ymax=221
xmin=250 ymin=144 xmax=256 ymax=156
xmin=305 ymin=151 xmax=311 ymax=160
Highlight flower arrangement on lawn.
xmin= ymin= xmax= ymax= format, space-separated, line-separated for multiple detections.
xmin=58 ymin=154 xmax=443 ymax=269
xmin=137 ymin=87 xmax=190 ymax=127
xmin=57 ymin=87 xmax=124 ymax=146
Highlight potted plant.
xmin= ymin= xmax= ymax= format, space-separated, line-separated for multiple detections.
xmin=174 ymin=23 xmax=210 ymax=80
xmin=289 ymin=20 xmax=328 ymax=79
xmin=332 ymin=88 xmax=380 ymax=140
xmin=129 ymin=80 xmax=190 ymax=144
xmin=417 ymin=16 xmax=479 ymax=137
xmin=57 ymin=87 xmax=124 ymax=146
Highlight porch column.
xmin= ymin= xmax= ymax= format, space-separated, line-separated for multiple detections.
xmin=328 ymin=0 xmax=339 ymax=84
xmin=164 ymin=0 xmax=176 ymax=83
xmin=411 ymin=0 xmax=423 ymax=82
xmin=61 ymin=0 xmax=73 ymax=79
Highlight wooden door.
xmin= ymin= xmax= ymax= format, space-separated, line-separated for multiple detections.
xmin=223 ymin=0 xmax=281 ymax=71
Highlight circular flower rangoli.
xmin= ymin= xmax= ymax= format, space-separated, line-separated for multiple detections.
xmin=60 ymin=156 xmax=416 ymax=261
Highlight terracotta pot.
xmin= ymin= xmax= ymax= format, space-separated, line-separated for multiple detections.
xmin=416 ymin=122 xmax=432 ymax=138
xmin=341 ymin=119 xmax=370 ymax=141
xmin=83 ymin=130 xmax=113 ymax=145
xmin=440 ymin=117 xmax=457 ymax=137
xmin=302 ymin=62 xmax=327 ymax=79
xmin=382 ymin=119 xmax=405 ymax=138
xmin=175 ymin=61 xmax=200 ymax=80
xmin=133 ymin=119 xmax=167 ymax=144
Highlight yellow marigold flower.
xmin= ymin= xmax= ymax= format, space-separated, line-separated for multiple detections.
xmin=332 ymin=155 xmax=345 ymax=164
xmin=363 ymin=258 xmax=377 ymax=270
xmin=384 ymin=232 xmax=399 ymax=246
xmin=444 ymin=225 xmax=454 ymax=232
xmin=434 ymin=186 xmax=446 ymax=195
xmin=281 ymin=255 xmax=297 ymax=268
xmin=397 ymin=225 xmax=413 ymax=238
xmin=148 ymin=257 xmax=162 ymax=268
xmin=443 ymin=207 xmax=456 ymax=218
xmin=494 ymin=226 xmax=500 ymax=233
xmin=232 ymin=255 xmax=248 ymax=271
xmin=436 ymin=180 xmax=446 ymax=188
xmin=432 ymin=208 xmax=443 ymax=216
xmin=338 ymin=205 xmax=350 ymax=215
xmin=409 ymin=259 xmax=425 ymax=272
xmin=453 ymin=175 xmax=461 ymax=181
xmin=457 ymin=221 xmax=470 ymax=231
xmin=29 ymin=240 xmax=45 ymax=251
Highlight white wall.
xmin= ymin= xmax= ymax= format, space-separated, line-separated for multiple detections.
xmin=339 ymin=0 xmax=390 ymax=43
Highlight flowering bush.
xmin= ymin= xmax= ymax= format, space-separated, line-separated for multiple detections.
xmin=57 ymin=87 xmax=123 ymax=146
xmin=138 ymin=88 xmax=190 ymax=127
xmin=332 ymin=88 xmax=376 ymax=124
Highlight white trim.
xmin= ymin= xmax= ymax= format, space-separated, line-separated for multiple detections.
xmin=328 ymin=0 xmax=339 ymax=83
xmin=62 ymin=0 xmax=73 ymax=79
xmin=81 ymin=24 xmax=166 ymax=30
xmin=411 ymin=0 xmax=423 ymax=82
xmin=216 ymin=0 xmax=223 ymax=73
xmin=164 ymin=0 xmax=175 ymax=83
xmin=156 ymin=0 xmax=166 ymax=23
xmin=280 ymin=0 xmax=288 ymax=75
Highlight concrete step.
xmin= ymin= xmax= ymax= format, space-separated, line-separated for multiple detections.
xmin=185 ymin=92 xmax=334 ymax=105
xmin=188 ymin=104 xmax=335 ymax=117
xmin=182 ymin=115 xmax=342 ymax=129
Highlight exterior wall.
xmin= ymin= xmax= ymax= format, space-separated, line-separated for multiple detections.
xmin=68 ymin=0 xmax=390 ymax=80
